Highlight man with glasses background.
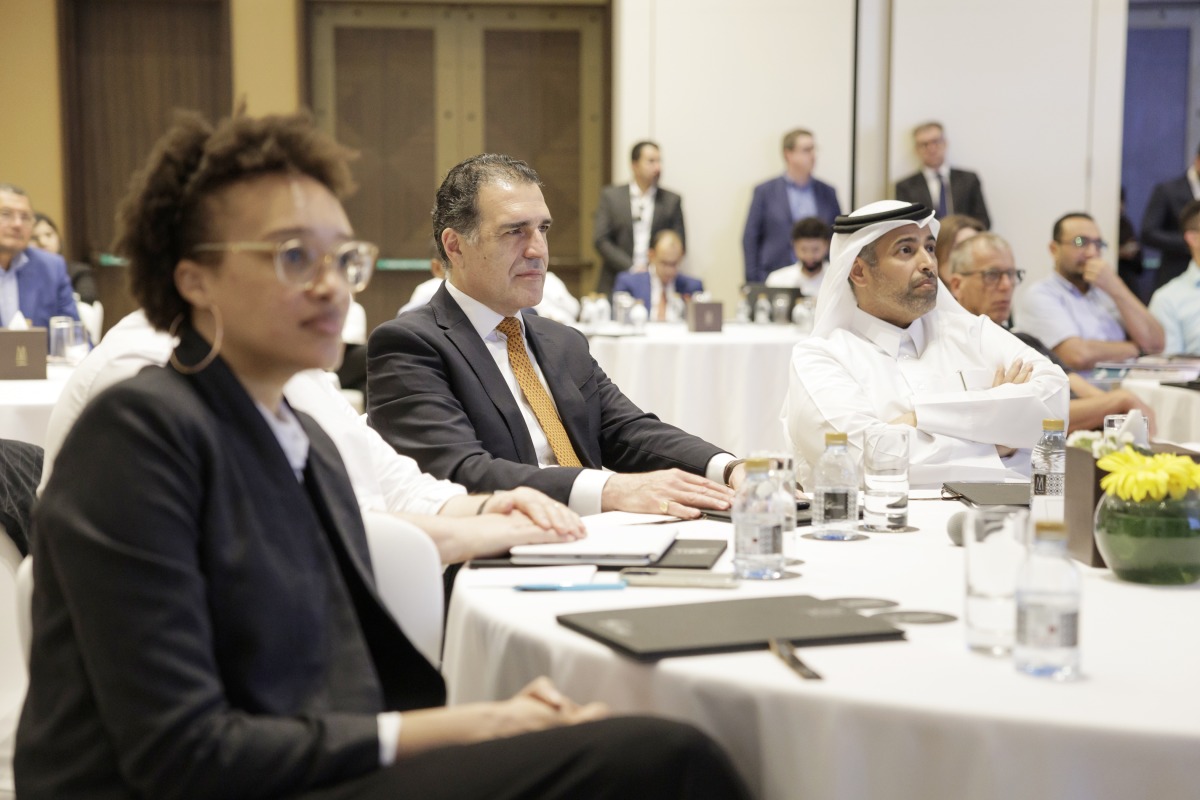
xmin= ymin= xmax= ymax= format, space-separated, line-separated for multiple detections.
xmin=948 ymin=231 xmax=1154 ymax=433
xmin=0 ymin=183 xmax=78 ymax=328
xmin=1015 ymin=212 xmax=1164 ymax=370
xmin=894 ymin=122 xmax=990 ymax=229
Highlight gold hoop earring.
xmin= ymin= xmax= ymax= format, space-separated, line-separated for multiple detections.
xmin=168 ymin=305 xmax=224 ymax=375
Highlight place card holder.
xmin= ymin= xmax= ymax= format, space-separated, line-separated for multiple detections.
xmin=1064 ymin=446 xmax=1105 ymax=567
xmin=687 ymin=301 xmax=722 ymax=333
xmin=0 ymin=329 xmax=47 ymax=379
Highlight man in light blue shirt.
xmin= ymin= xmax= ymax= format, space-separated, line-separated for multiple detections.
xmin=1014 ymin=212 xmax=1163 ymax=370
xmin=0 ymin=184 xmax=78 ymax=328
xmin=1149 ymin=199 xmax=1200 ymax=356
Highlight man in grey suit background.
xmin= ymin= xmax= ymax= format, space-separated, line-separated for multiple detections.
xmin=368 ymin=154 xmax=743 ymax=519
xmin=592 ymin=141 xmax=686 ymax=295
xmin=894 ymin=122 xmax=990 ymax=230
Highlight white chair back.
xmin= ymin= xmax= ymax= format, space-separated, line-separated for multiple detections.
xmin=361 ymin=511 xmax=444 ymax=668
xmin=14 ymin=558 xmax=31 ymax=668
xmin=76 ymin=300 xmax=103 ymax=345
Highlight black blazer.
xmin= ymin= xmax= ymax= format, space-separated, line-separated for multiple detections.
xmin=593 ymin=183 xmax=686 ymax=295
xmin=366 ymin=284 xmax=726 ymax=504
xmin=1141 ymin=174 xmax=1197 ymax=287
xmin=16 ymin=329 xmax=444 ymax=800
xmin=895 ymin=168 xmax=991 ymax=230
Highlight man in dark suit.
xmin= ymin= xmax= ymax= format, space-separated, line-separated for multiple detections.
xmin=369 ymin=154 xmax=744 ymax=518
xmin=613 ymin=230 xmax=702 ymax=321
xmin=742 ymin=128 xmax=842 ymax=283
xmin=0 ymin=184 xmax=78 ymax=328
xmin=1141 ymin=144 xmax=1200 ymax=289
xmin=894 ymin=122 xmax=990 ymax=230
xmin=593 ymin=141 xmax=685 ymax=296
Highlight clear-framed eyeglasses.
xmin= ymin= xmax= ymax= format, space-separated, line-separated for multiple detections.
xmin=958 ymin=268 xmax=1026 ymax=287
xmin=192 ymin=237 xmax=377 ymax=293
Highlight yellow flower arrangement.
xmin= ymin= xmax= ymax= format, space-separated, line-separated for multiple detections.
xmin=1097 ymin=447 xmax=1200 ymax=503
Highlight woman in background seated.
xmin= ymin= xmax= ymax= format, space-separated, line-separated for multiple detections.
xmin=30 ymin=212 xmax=98 ymax=304
xmin=16 ymin=111 xmax=749 ymax=800
xmin=933 ymin=213 xmax=985 ymax=285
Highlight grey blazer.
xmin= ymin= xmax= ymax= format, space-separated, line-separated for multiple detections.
xmin=366 ymin=283 xmax=726 ymax=504
xmin=17 ymin=329 xmax=444 ymax=800
xmin=592 ymin=183 xmax=686 ymax=294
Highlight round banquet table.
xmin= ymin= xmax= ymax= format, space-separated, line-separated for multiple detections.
xmin=0 ymin=364 xmax=73 ymax=447
xmin=1123 ymin=379 xmax=1200 ymax=448
xmin=443 ymin=499 xmax=1200 ymax=800
xmin=585 ymin=322 xmax=806 ymax=456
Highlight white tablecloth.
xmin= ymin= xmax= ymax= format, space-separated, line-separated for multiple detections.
xmin=0 ymin=365 xmax=73 ymax=447
xmin=587 ymin=322 xmax=805 ymax=455
xmin=444 ymin=501 xmax=1200 ymax=800
xmin=1123 ymin=379 xmax=1200 ymax=448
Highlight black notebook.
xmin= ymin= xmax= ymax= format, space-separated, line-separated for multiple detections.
xmin=941 ymin=481 xmax=1031 ymax=507
xmin=557 ymin=595 xmax=905 ymax=662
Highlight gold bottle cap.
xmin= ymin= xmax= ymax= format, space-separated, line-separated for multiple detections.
xmin=1034 ymin=521 xmax=1068 ymax=540
xmin=825 ymin=432 xmax=848 ymax=445
xmin=1042 ymin=419 xmax=1064 ymax=431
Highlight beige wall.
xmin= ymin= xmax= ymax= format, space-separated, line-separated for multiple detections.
xmin=231 ymin=0 xmax=302 ymax=114
xmin=0 ymin=1 xmax=64 ymax=232
xmin=0 ymin=0 xmax=301 ymax=245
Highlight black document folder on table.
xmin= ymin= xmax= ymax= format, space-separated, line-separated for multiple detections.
xmin=557 ymin=595 xmax=905 ymax=662
xmin=942 ymin=481 xmax=1031 ymax=507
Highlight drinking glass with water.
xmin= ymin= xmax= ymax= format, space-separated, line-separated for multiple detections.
xmin=862 ymin=425 xmax=910 ymax=531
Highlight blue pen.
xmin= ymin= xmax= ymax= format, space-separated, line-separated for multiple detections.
xmin=515 ymin=582 xmax=627 ymax=592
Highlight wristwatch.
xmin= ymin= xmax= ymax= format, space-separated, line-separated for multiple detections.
xmin=722 ymin=458 xmax=746 ymax=487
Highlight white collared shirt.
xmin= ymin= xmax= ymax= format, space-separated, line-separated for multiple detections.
xmin=444 ymin=280 xmax=613 ymax=514
xmin=921 ymin=166 xmax=953 ymax=213
xmin=765 ymin=262 xmax=825 ymax=297
xmin=0 ymin=251 xmax=28 ymax=327
xmin=629 ymin=182 xmax=657 ymax=269
xmin=783 ymin=306 xmax=1069 ymax=488
xmin=648 ymin=268 xmax=684 ymax=322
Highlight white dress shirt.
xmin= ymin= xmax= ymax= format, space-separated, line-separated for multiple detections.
xmin=922 ymin=166 xmax=953 ymax=213
xmin=784 ymin=306 xmax=1069 ymax=488
xmin=1188 ymin=165 xmax=1200 ymax=200
xmin=629 ymin=183 xmax=657 ymax=269
xmin=38 ymin=310 xmax=465 ymax=515
xmin=765 ymin=263 xmax=825 ymax=296
xmin=648 ymin=268 xmax=685 ymax=322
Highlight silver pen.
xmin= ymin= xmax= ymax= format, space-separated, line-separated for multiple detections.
xmin=769 ymin=638 xmax=823 ymax=680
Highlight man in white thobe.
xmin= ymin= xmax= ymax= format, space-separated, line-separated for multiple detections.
xmin=782 ymin=200 xmax=1069 ymax=488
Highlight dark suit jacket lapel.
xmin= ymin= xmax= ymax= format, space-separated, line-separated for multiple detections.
xmin=650 ymin=188 xmax=671 ymax=231
xmin=522 ymin=316 xmax=599 ymax=468
xmin=430 ymin=284 xmax=541 ymax=465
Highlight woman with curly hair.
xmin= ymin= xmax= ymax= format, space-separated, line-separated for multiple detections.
xmin=16 ymin=111 xmax=749 ymax=800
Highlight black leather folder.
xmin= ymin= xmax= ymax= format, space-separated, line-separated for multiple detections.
xmin=557 ymin=595 xmax=905 ymax=661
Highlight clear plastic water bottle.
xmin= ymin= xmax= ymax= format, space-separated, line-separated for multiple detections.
xmin=772 ymin=293 xmax=790 ymax=323
xmin=790 ymin=298 xmax=813 ymax=333
xmin=732 ymin=458 xmax=788 ymax=580
xmin=735 ymin=289 xmax=752 ymax=323
xmin=1015 ymin=521 xmax=1080 ymax=680
xmin=811 ymin=432 xmax=860 ymax=541
xmin=593 ymin=293 xmax=612 ymax=324
xmin=753 ymin=293 xmax=772 ymax=324
xmin=1031 ymin=418 xmax=1066 ymax=524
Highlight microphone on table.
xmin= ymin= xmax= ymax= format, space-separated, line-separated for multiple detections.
xmin=946 ymin=511 xmax=968 ymax=546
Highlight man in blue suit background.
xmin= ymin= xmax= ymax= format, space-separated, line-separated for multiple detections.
xmin=0 ymin=184 xmax=78 ymax=328
xmin=742 ymin=129 xmax=842 ymax=284
xmin=613 ymin=230 xmax=702 ymax=322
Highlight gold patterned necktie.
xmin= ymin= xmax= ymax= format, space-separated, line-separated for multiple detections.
xmin=496 ymin=316 xmax=582 ymax=467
